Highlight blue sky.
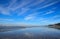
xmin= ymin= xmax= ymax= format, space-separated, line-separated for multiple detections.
xmin=0 ymin=0 xmax=60 ymax=26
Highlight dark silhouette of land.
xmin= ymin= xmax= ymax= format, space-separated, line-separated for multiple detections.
xmin=48 ymin=23 xmax=60 ymax=29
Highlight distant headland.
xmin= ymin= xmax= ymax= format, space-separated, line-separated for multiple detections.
xmin=48 ymin=23 xmax=60 ymax=29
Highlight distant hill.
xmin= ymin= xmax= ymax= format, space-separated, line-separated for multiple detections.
xmin=48 ymin=23 xmax=60 ymax=29
xmin=54 ymin=23 xmax=60 ymax=26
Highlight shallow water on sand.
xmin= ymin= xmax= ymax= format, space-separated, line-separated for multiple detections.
xmin=0 ymin=27 xmax=60 ymax=39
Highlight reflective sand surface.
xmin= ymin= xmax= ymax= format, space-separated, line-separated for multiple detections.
xmin=0 ymin=27 xmax=60 ymax=39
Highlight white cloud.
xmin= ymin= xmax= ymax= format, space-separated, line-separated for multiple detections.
xmin=26 ymin=0 xmax=45 ymax=8
xmin=8 ymin=0 xmax=17 ymax=8
xmin=37 ymin=15 xmax=60 ymax=23
xmin=26 ymin=0 xmax=52 ymax=12
xmin=0 ymin=18 xmax=14 ymax=21
xmin=12 ymin=0 xmax=33 ymax=10
xmin=18 ymin=0 xmax=54 ymax=15
xmin=0 ymin=7 xmax=11 ymax=15
xmin=43 ymin=10 xmax=54 ymax=15
xmin=52 ymin=15 xmax=60 ymax=19
xmin=24 ymin=16 xmax=34 ymax=21
xmin=18 ymin=8 xmax=30 ymax=15
xmin=1 ymin=9 xmax=10 ymax=15
xmin=24 ymin=13 xmax=39 ymax=20
xmin=40 ymin=1 xmax=59 ymax=9
xmin=36 ymin=17 xmax=55 ymax=24
xmin=40 ymin=7 xmax=56 ymax=16
xmin=29 ymin=0 xmax=59 ymax=13
xmin=38 ymin=18 xmax=48 ymax=22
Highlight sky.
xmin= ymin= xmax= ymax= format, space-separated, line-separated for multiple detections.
xmin=0 ymin=0 xmax=60 ymax=26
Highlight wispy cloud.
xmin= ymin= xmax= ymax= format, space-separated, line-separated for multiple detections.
xmin=24 ymin=15 xmax=34 ymax=21
xmin=43 ymin=10 xmax=54 ymax=15
xmin=0 ymin=18 xmax=14 ymax=21
xmin=8 ymin=0 xmax=17 ymax=8
xmin=24 ymin=16 xmax=34 ymax=21
xmin=38 ymin=15 xmax=60 ymax=23
xmin=24 ymin=13 xmax=39 ymax=20
xmin=18 ymin=8 xmax=30 ymax=15
xmin=0 ymin=0 xmax=58 ymax=16
xmin=38 ymin=18 xmax=48 ymax=22
xmin=40 ymin=1 xmax=59 ymax=9
xmin=26 ymin=0 xmax=45 ymax=8
xmin=12 ymin=0 xmax=33 ymax=10
xmin=52 ymin=15 xmax=60 ymax=19
xmin=0 ymin=7 xmax=11 ymax=15
xmin=40 ymin=7 xmax=56 ymax=16
xmin=29 ymin=0 xmax=59 ymax=13
xmin=20 ymin=0 xmax=56 ymax=16
xmin=38 ymin=17 xmax=57 ymax=25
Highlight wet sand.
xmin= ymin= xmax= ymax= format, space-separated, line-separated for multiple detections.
xmin=0 ymin=27 xmax=60 ymax=39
